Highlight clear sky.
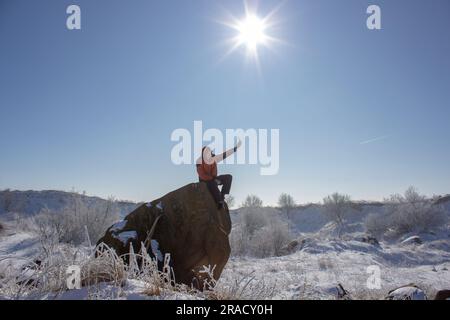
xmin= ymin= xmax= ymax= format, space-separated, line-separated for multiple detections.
xmin=1 ymin=0 xmax=449 ymax=205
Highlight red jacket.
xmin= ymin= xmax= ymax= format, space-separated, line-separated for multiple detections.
xmin=197 ymin=161 xmax=217 ymax=181
xmin=196 ymin=146 xmax=236 ymax=181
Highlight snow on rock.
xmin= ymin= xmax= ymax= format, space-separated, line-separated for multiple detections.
xmin=401 ymin=236 xmax=422 ymax=245
xmin=151 ymin=240 xmax=163 ymax=262
xmin=386 ymin=285 xmax=427 ymax=300
xmin=112 ymin=231 xmax=137 ymax=245
xmin=110 ymin=220 xmax=127 ymax=233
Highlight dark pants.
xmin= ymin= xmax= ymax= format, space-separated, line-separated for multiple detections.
xmin=200 ymin=174 xmax=232 ymax=205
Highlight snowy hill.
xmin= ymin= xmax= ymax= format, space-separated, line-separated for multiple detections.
xmin=0 ymin=189 xmax=138 ymax=218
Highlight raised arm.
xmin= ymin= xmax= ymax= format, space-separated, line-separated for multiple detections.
xmin=213 ymin=140 xmax=242 ymax=163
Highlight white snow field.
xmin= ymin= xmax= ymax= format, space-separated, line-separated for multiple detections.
xmin=0 ymin=192 xmax=449 ymax=300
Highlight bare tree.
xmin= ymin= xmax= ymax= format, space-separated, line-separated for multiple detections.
xmin=225 ymin=195 xmax=235 ymax=209
xmin=241 ymin=195 xmax=263 ymax=208
xmin=278 ymin=193 xmax=296 ymax=224
xmin=322 ymin=192 xmax=352 ymax=237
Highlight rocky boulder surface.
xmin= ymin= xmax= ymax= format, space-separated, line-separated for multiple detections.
xmin=97 ymin=183 xmax=232 ymax=290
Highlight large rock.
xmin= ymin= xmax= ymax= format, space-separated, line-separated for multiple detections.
xmin=96 ymin=183 xmax=232 ymax=290
xmin=359 ymin=235 xmax=380 ymax=246
xmin=401 ymin=235 xmax=422 ymax=246
xmin=385 ymin=284 xmax=427 ymax=300
xmin=434 ymin=289 xmax=450 ymax=300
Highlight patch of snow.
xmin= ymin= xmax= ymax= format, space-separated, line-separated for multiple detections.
xmin=113 ymin=231 xmax=137 ymax=245
xmin=51 ymin=279 xmax=198 ymax=300
xmin=110 ymin=220 xmax=127 ymax=233
xmin=0 ymin=231 xmax=40 ymax=270
xmin=401 ymin=235 xmax=422 ymax=245
xmin=151 ymin=240 xmax=163 ymax=262
xmin=156 ymin=202 xmax=163 ymax=211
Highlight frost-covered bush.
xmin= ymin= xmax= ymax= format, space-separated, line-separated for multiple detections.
xmin=0 ymin=241 xmax=276 ymax=300
xmin=0 ymin=242 xmax=176 ymax=300
xmin=31 ymin=193 xmax=119 ymax=245
xmin=241 ymin=207 xmax=268 ymax=235
xmin=364 ymin=212 xmax=389 ymax=237
xmin=322 ymin=193 xmax=352 ymax=237
xmin=251 ymin=220 xmax=292 ymax=257
xmin=230 ymin=207 xmax=293 ymax=258
xmin=365 ymin=187 xmax=448 ymax=237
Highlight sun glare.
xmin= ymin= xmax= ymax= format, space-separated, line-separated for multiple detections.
xmin=236 ymin=14 xmax=268 ymax=53
xmin=219 ymin=2 xmax=283 ymax=66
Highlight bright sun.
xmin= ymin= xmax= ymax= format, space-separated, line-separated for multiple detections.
xmin=219 ymin=2 xmax=283 ymax=67
xmin=236 ymin=14 xmax=268 ymax=53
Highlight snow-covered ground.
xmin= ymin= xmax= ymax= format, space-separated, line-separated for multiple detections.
xmin=222 ymin=237 xmax=450 ymax=299
xmin=1 ymin=196 xmax=449 ymax=300
xmin=0 ymin=222 xmax=41 ymax=271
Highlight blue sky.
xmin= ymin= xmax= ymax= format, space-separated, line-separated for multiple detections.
xmin=1 ymin=0 xmax=449 ymax=205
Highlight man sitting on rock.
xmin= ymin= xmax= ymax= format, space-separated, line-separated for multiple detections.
xmin=196 ymin=140 xmax=242 ymax=209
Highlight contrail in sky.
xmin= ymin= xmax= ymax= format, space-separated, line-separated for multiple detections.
xmin=359 ymin=135 xmax=390 ymax=145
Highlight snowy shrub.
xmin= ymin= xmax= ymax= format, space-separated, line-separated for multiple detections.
xmin=364 ymin=213 xmax=389 ymax=237
xmin=388 ymin=187 xmax=447 ymax=234
xmin=0 ymin=238 xmax=182 ymax=300
xmin=0 ymin=243 xmax=88 ymax=299
xmin=230 ymin=208 xmax=293 ymax=258
xmin=30 ymin=193 xmax=119 ymax=245
xmin=322 ymin=193 xmax=352 ymax=237
xmin=251 ymin=220 xmax=292 ymax=257
xmin=365 ymin=187 xmax=448 ymax=237
xmin=241 ymin=207 xmax=268 ymax=235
